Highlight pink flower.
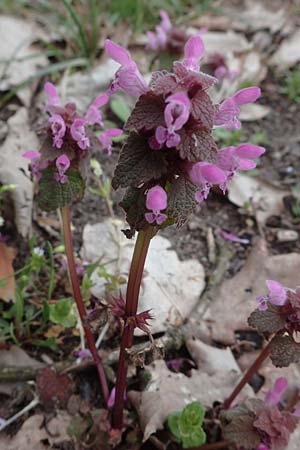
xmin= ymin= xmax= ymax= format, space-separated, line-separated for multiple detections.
xmin=107 ymin=387 xmax=127 ymax=409
xmin=98 ymin=128 xmax=123 ymax=155
xmin=49 ymin=114 xmax=66 ymax=149
xmin=145 ymin=185 xmax=168 ymax=225
xmin=220 ymin=230 xmax=250 ymax=245
xmin=188 ymin=162 xmax=227 ymax=203
xmin=146 ymin=10 xmax=171 ymax=51
xmin=182 ymin=35 xmax=205 ymax=72
xmin=73 ymin=348 xmax=92 ymax=361
xmin=85 ymin=93 xmax=109 ymax=126
xmin=22 ymin=150 xmax=48 ymax=180
xmin=44 ymin=82 xmax=60 ymax=111
xmin=217 ymin=144 xmax=265 ymax=191
xmin=70 ymin=118 xmax=90 ymax=150
xmin=256 ymin=280 xmax=287 ymax=312
xmin=54 ymin=154 xmax=70 ymax=184
xmin=265 ymin=377 xmax=288 ymax=406
xmin=155 ymin=92 xmax=190 ymax=148
xmin=214 ymin=87 xmax=261 ymax=129
xmin=256 ymin=445 xmax=270 ymax=450
xmin=104 ymin=39 xmax=148 ymax=97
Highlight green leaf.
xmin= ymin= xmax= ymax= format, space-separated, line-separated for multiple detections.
xmin=49 ymin=298 xmax=77 ymax=328
xmin=110 ymin=96 xmax=131 ymax=123
xmin=168 ymin=412 xmax=181 ymax=442
xmin=168 ymin=402 xmax=207 ymax=449
xmin=182 ymin=428 xmax=206 ymax=448
xmin=37 ymin=168 xmax=85 ymax=212
xmin=32 ymin=337 xmax=58 ymax=350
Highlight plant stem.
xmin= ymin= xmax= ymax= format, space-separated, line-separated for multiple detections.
xmin=112 ymin=227 xmax=155 ymax=429
xmin=223 ymin=340 xmax=273 ymax=409
xmin=61 ymin=205 xmax=109 ymax=402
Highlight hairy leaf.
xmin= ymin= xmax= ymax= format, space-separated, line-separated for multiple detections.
xmin=37 ymin=168 xmax=85 ymax=211
xmin=248 ymin=305 xmax=286 ymax=334
xmin=119 ymin=187 xmax=148 ymax=235
xmin=270 ymin=334 xmax=300 ymax=367
xmin=173 ymin=62 xmax=217 ymax=91
xmin=177 ymin=124 xmax=218 ymax=163
xmin=125 ymin=92 xmax=165 ymax=132
xmin=112 ymin=133 xmax=167 ymax=189
xmin=149 ymin=70 xmax=178 ymax=96
xmin=167 ymin=176 xmax=197 ymax=226
xmin=190 ymin=89 xmax=216 ymax=130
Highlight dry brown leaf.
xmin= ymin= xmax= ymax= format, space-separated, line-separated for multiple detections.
xmin=201 ymin=31 xmax=252 ymax=54
xmin=0 ymin=412 xmax=72 ymax=450
xmin=0 ymin=16 xmax=48 ymax=106
xmin=0 ymin=108 xmax=39 ymax=237
xmin=228 ymin=173 xmax=290 ymax=226
xmin=199 ymin=239 xmax=300 ymax=344
xmin=129 ymin=340 xmax=253 ymax=441
xmin=239 ymin=104 xmax=271 ymax=121
xmin=0 ymin=243 xmax=16 ymax=302
xmin=270 ymin=28 xmax=300 ymax=70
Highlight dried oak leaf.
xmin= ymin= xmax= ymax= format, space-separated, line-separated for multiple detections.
xmin=125 ymin=92 xmax=165 ymax=132
xmin=248 ymin=305 xmax=286 ymax=335
xmin=269 ymin=335 xmax=300 ymax=368
xmin=112 ymin=133 xmax=167 ymax=190
xmin=167 ymin=176 xmax=198 ymax=226
xmin=37 ymin=367 xmax=74 ymax=410
xmin=177 ymin=123 xmax=218 ymax=163
xmin=221 ymin=402 xmax=261 ymax=449
xmin=254 ymin=407 xmax=298 ymax=450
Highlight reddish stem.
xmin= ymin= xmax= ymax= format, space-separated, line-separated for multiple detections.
xmin=223 ymin=340 xmax=272 ymax=409
xmin=61 ymin=206 xmax=109 ymax=403
xmin=112 ymin=227 xmax=155 ymax=429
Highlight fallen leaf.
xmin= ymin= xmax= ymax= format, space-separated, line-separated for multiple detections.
xmin=239 ymin=104 xmax=271 ymax=121
xmin=129 ymin=339 xmax=253 ymax=441
xmin=270 ymin=29 xmax=300 ymax=70
xmin=0 ymin=243 xmax=16 ymax=302
xmin=0 ymin=108 xmax=39 ymax=237
xmin=228 ymin=173 xmax=290 ymax=226
xmin=0 ymin=15 xmax=48 ymax=106
xmin=199 ymin=239 xmax=300 ymax=344
xmin=81 ymin=219 xmax=205 ymax=334
xmin=201 ymin=31 xmax=252 ymax=54
xmin=0 ymin=346 xmax=44 ymax=395
xmin=37 ymin=367 xmax=74 ymax=410
xmin=0 ymin=412 xmax=72 ymax=450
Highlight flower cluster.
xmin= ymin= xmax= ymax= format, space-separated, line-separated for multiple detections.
xmin=24 ymin=83 xmax=122 ymax=191
xmin=222 ymin=378 xmax=299 ymax=450
xmin=205 ymin=52 xmax=239 ymax=81
xmin=105 ymin=34 xmax=265 ymax=234
xmin=146 ymin=10 xmax=189 ymax=55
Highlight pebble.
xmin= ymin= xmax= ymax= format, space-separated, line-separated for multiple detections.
xmin=277 ymin=229 xmax=299 ymax=243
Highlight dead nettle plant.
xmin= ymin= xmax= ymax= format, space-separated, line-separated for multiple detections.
xmin=104 ymin=34 xmax=266 ymax=429
xmin=23 ymin=83 xmax=123 ymax=403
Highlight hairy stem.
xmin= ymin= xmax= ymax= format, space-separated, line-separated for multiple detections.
xmin=223 ymin=339 xmax=273 ymax=409
xmin=61 ymin=205 xmax=109 ymax=402
xmin=112 ymin=227 xmax=155 ymax=429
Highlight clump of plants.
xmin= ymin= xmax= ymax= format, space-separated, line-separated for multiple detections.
xmin=23 ymin=31 xmax=300 ymax=450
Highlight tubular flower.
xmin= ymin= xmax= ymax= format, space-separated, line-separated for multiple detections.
xmin=104 ymin=39 xmax=148 ymax=97
xmin=54 ymin=154 xmax=70 ymax=184
xmin=188 ymin=162 xmax=227 ymax=203
xmin=145 ymin=186 xmax=168 ymax=225
xmin=98 ymin=128 xmax=123 ymax=155
xmin=22 ymin=151 xmax=48 ymax=181
xmin=70 ymin=118 xmax=90 ymax=150
xmin=256 ymin=280 xmax=287 ymax=312
xmin=214 ymin=87 xmax=261 ymax=129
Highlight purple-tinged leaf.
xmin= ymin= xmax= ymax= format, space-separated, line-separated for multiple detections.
xmin=167 ymin=176 xmax=198 ymax=226
xmin=248 ymin=305 xmax=286 ymax=335
xmin=270 ymin=335 xmax=300 ymax=368
xmin=177 ymin=124 xmax=218 ymax=163
xmin=125 ymin=92 xmax=165 ymax=132
xmin=190 ymin=89 xmax=216 ymax=130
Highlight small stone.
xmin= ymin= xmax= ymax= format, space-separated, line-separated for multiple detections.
xmin=188 ymin=221 xmax=199 ymax=231
xmin=277 ymin=229 xmax=299 ymax=243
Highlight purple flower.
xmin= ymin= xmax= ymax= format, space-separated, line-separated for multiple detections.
xmin=265 ymin=377 xmax=288 ymax=407
xmin=107 ymin=386 xmax=127 ymax=409
xmin=98 ymin=128 xmax=123 ymax=155
xmin=155 ymin=92 xmax=190 ymax=148
xmin=85 ymin=93 xmax=110 ymax=126
xmin=70 ymin=118 xmax=90 ymax=150
xmin=54 ymin=154 xmax=70 ymax=184
xmin=22 ymin=150 xmax=48 ymax=180
xmin=73 ymin=348 xmax=92 ymax=361
xmin=217 ymin=144 xmax=265 ymax=191
xmin=145 ymin=185 xmax=168 ymax=225
xmin=44 ymin=82 xmax=60 ymax=111
xmin=104 ymin=39 xmax=148 ymax=97
xmin=256 ymin=445 xmax=270 ymax=450
xmin=188 ymin=162 xmax=227 ymax=203
xmin=220 ymin=230 xmax=250 ymax=245
xmin=49 ymin=114 xmax=66 ymax=149
xmin=182 ymin=34 xmax=205 ymax=72
xmin=214 ymin=87 xmax=261 ymax=130
xmin=146 ymin=10 xmax=171 ymax=51
xmin=256 ymin=280 xmax=287 ymax=312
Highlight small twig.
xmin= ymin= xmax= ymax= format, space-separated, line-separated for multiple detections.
xmin=0 ymin=397 xmax=39 ymax=431
xmin=96 ymin=322 xmax=109 ymax=348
